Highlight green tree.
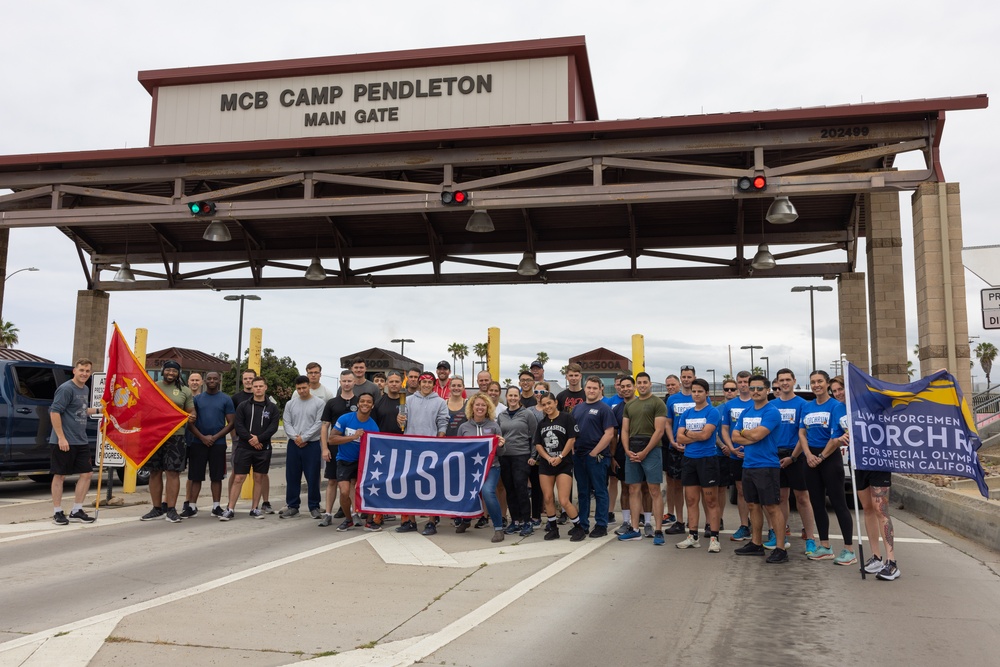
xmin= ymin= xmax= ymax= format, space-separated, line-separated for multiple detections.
xmin=473 ymin=342 xmax=488 ymax=370
xmin=217 ymin=348 xmax=299 ymax=410
xmin=975 ymin=342 xmax=997 ymax=387
xmin=0 ymin=320 xmax=19 ymax=348
xmin=455 ymin=343 xmax=469 ymax=378
xmin=502 ymin=378 xmax=512 ymax=387
xmin=518 ymin=363 xmax=530 ymax=374
xmin=447 ymin=342 xmax=462 ymax=374
xmin=535 ymin=351 xmax=549 ymax=366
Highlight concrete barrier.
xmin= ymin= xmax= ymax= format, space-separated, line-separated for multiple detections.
xmin=891 ymin=475 xmax=1000 ymax=553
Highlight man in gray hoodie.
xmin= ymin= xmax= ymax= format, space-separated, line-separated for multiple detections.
xmin=395 ymin=371 xmax=449 ymax=535
xmin=280 ymin=375 xmax=326 ymax=519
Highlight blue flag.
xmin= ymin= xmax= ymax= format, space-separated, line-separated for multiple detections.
xmin=846 ymin=363 xmax=988 ymax=498
xmin=355 ymin=432 xmax=498 ymax=518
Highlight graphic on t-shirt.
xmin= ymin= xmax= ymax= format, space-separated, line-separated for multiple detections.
xmin=741 ymin=417 xmax=762 ymax=430
xmin=778 ymin=408 xmax=797 ymax=423
xmin=803 ymin=412 xmax=830 ymax=428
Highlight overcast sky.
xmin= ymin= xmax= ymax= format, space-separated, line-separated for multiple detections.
xmin=2 ymin=1 xmax=997 ymax=387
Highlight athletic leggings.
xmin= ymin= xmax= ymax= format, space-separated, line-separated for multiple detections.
xmin=805 ymin=448 xmax=853 ymax=545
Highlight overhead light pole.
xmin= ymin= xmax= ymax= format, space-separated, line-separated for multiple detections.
xmin=740 ymin=345 xmax=763 ymax=372
xmin=791 ymin=285 xmax=834 ymax=372
xmin=0 ymin=267 xmax=40 ymax=322
xmin=706 ymin=368 xmax=716 ymax=394
xmin=391 ymin=338 xmax=415 ymax=356
xmin=760 ymin=356 xmax=769 ymax=380
xmin=224 ymin=294 xmax=261 ymax=374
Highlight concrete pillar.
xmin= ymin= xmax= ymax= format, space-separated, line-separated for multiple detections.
xmin=838 ymin=271 xmax=869 ymax=373
xmin=864 ymin=193 xmax=908 ymax=382
xmin=911 ymin=183 xmax=972 ymax=391
xmin=72 ymin=290 xmax=110 ymax=369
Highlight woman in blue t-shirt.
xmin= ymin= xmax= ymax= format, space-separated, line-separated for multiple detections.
xmin=799 ymin=370 xmax=855 ymax=565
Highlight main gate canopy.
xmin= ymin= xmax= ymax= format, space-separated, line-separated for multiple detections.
xmin=0 ymin=37 xmax=987 ymax=291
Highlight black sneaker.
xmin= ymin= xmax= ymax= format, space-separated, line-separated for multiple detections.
xmin=179 ymin=504 xmax=198 ymax=519
xmin=53 ymin=511 xmax=69 ymax=526
xmin=704 ymin=523 xmax=711 ymax=539
xmin=766 ymin=548 xmax=789 ymax=564
xmin=336 ymin=519 xmax=355 ymax=532
xmin=876 ymin=560 xmax=901 ymax=581
xmin=608 ymin=512 xmax=616 ymax=523
xmin=69 ymin=509 xmax=96 ymax=524
xmin=568 ymin=524 xmax=587 ymax=542
xmin=164 ymin=508 xmax=183 ymax=523
xmin=665 ymin=522 xmax=686 ymax=535
xmin=557 ymin=511 xmax=568 ymax=525
xmin=219 ymin=509 xmax=235 ymax=521
xmin=474 ymin=517 xmax=490 ymax=529
xmin=318 ymin=514 xmax=333 ymax=527
xmin=140 ymin=507 xmax=164 ymax=521
xmin=544 ymin=525 xmax=560 ymax=540
xmin=261 ymin=501 xmax=275 ymax=514
xmin=735 ymin=542 xmax=766 ymax=556
xmin=395 ymin=520 xmax=418 ymax=533
xmin=333 ymin=508 xmax=346 ymax=519
xmin=588 ymin=526 xmax=608 ymax=538
xmin=422 ymin=521 xmax=438 ymax=536
xmin=211 ymin=506 xmax=225 ymax=517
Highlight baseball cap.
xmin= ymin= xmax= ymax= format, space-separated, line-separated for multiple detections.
xmin=437 ymin=360 xmax=451 ymax=369
xmin=530 ymin=360 xmax=544 ymax=369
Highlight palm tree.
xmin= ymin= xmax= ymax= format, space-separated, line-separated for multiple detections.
xmin=447 ymin=342 xmax=461 ymax=373
xmin=0 ymin=321 xmax=19 ymax=348
xmin=975 ymin=342 xmax=997 ymax=388
xmin=455 ymin=343 xmax=469 ymax=378
xmin=473 ymin=342 xmax=488 ymax=370
xmin=535 ymin=351 xmax=549 ymax=366
xmin=518 ymin=363 xmax=530 ymax=374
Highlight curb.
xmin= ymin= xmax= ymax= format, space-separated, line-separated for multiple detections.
xmin=891 ymin=475 xmax=1000 ymax=553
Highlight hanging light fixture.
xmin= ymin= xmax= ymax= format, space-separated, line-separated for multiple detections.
xmin=766 ymin=196 xmax=798 ymax=224
xmin=304 ymin=257 xmax=326 ymax=281
xmin=466 ymin=210 xmax=494 ymax=233
xmin=751 ymin=244 xmax=776 ymax=270
xmin=114 ymin=259 xmax=136 ymax=283
xmin=202 ymin=220 xmax=232 ymax=242
xmin=517 ymin=252 xmax=540 ymax=276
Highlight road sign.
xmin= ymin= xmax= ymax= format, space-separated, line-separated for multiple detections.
xmin=982 ymin=288 xmax=1000 ymax=329
xmin=90 ymin=372 xmax=106 ymax=419
xmin=98 ymin=438 xmax=125 ymax=467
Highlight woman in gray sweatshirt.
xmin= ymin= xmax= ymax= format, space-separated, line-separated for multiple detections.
xmin=497 ymin=387 xmax=538 ymax=537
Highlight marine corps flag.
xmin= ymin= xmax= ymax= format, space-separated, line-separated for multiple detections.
xmin=100 ymin=323 xmax=190 ymax=468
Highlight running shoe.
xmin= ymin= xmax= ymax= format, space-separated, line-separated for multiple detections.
xmin=864 ymin=555 xmax=884 ymax=574
xmin=337 ymin=519 xmax=355 ymax=532
xmin=764 ymin=532 xmax=790 ymax=550
xmin=504 ymin=522 xmax=522 ymax=535
xmin=164 ymin=508 xmax=183 ymax=523
xmin=364 ymin=521 xmax=383 ymax=532
xmin=615 ymin=520 xmax=632 ymax=536
xmin=804 ymin=539 xmax=817 ymax=556
xmin=69 ymin=509 xmax=96 ymax=524
xmin=319 ymin=514 xmax=333 ymax=527
xmin=310 ymin=508 xmax=323 ymax=519
xmin=875 ymin=560 xmax=901 ymax=581
xmin=644 ymin=522 xmax=654 ymax=538
xmin=140 ymin=507 xmax=164 ymax=521
xmin=544 ymin=525 xmax=560 ymax=540
xmin=808 ymin=546 xmax=835 ymax=560
xmin=558 ymin=511 xmax=568 ymax=525
xmin=676 ymin=535 xmax=701 ymax=549
xmin=475 ymin=517 xmax=490 ymax=529
xmin=734 ymin=542 xmax=765 ymax=556
xmin=653 ymin=531 xmax=665 ymax=546
xmin=834 ymin=549 xmax=857 ymax=566
xmin=588 ymin=526 xmax=608 ymax=538
xmin=608 ymin=512 xmax=616 ymax=523
xmin=219 ymin=509 xmax=235 ymax=521
xmin=422 ymin=521 xmax=438 ymax=536
xmin=665 ymin=522 xmax=686 ymax=535
xmin=249 ymin=509 xmax=265 ymax=520
xmin=708 ymin=536 xmax=721 ymax=553
xmin=395 ymin=520 xmax=417 ymax=533
xmin=784 ymin=524 xmax=791 ymax=537
xmin=53 ymin=511 xmax=69 ymax=526
xmin=211 ymin=506 xmax=225 ymax=517
xmin=568 ymin=524 xmax=587 ymax=542
xmin=261 ymin=501 xmax=275 ymax=514
xmin=279 ymin=506 xmax=299 ymax=519
xmin=531 ymin=518 xmax=542 ymax=528
xmin=618 ymin=528 xmax=643 ymax=541
xmin=662 ymin=513 xmax=676 ymax=526
xmin=519 ymin=522 xmax=534 ymax=537
xmin=766 ymin=548 xmax=789 ymax=564
xmin=730 ymin=525 xmax=751 ymax=541
xmin=179 ymin=504 xmax=198 ymax=519
xmin=333 ymin=508 xmax=345 ymax=519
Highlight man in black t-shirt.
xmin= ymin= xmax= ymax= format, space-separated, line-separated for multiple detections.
xmin=319 ymin=370 xmax=359 ymax=526
xmin=373 ymin=370 xmax=406 ymax=434
xmin=557 ymin=363 xmax=586 ymax=413
xmin=230 ymin=368 xmax=277 ymax=513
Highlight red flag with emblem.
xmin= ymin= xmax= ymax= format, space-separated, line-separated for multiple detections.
xmin=100 ymin=323 xmax=190 ymax=468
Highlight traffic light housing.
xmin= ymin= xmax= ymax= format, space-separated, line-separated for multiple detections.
xmin=441 ymin=190 xmax=468 ymax=206
xmin=188 ymin=201 xmax=216 ymax=216
xmin=737 ymin=175 xmax=767 ymax=192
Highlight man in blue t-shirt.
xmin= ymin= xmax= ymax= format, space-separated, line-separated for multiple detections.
xmin=664 ymin=366 xmax=697 ymax=534
xmin=731 ymin=375 xmax=788 ymax=563
xmin=183 ymin=371 xmax=235 ymax=518
xmin=328 ymin=392 xmax=380 ymax=531
xmin=571 ymin=377 xmax=617 ymax=538
xmin=719 ymin=371 xmax=754 ymax=540
xmin=771 ymin=369 xmax=817 ymax=554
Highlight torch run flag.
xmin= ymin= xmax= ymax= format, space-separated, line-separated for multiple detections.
xmin=845 ymin=363 xmax=989 ymax=498
xmin=355 ymin=433 xmax=498 ymax=518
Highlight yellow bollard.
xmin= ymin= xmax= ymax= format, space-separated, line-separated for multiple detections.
xmin=122 ymin=328 xmax=148 ymax=493
xmin=487 ymin=327 xmax=500 ymax=381
xmin=631 ymin=334 xmax=644 ymax=396
xmin=241 ymin=328 xmax=264 ymax=500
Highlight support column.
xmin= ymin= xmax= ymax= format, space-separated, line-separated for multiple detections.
xmin=837 ymin=271 xmax=869 ymax=373
xmin=73 ymin=289 xmax=110 ymax=369
xmin=911 ymin=182 xmax=972 ymax=391
xmin=865 ymin=193 xmax=908 ymax=382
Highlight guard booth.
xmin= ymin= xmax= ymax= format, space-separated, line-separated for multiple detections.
xmin=339 ymin=347 xmax=422 ymax=379
xmin=144 ymin=347 xmax=230 ymax=382
xmin=569 ymin=347 xmax=631 ymax=396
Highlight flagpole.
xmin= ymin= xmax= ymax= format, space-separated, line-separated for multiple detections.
xmin=843 ymin=355 xmax=866 ymax=579
xmin=95 ymin=417 xmax=106 ymax=519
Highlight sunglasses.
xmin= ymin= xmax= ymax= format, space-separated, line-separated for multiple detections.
xmin=680 ymin=365 xmax=695 ymax=371
xmin=723 ymin=387 xmax=737 ymax=392
xmin=749 ymin=386 xmax=767 ymax=392
xmin=533 ymin=389 xmax=546 ymax=394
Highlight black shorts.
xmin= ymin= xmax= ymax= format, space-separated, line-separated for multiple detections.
xmin=232 ymin=445 xmax=272 ymax=475
xmin=187 ymin=442 xmax=227 ymax=482
xmin=50 ymin=444 xmax=92 ymax=476
xmin=855 ymin=469 xmax=892 ymax=490
xmin=336 ymin=460 xmax=359 ymax=482
xmin=728 ymin=457 xmax=744 ymax=482
xmin=664 ymin=446 xmax=683 ymax=480
xmin=612 ymin=441 xmax=627 ymax=481
xmin=715 ymin=457 xmax=733 ymax=487
xmin=681 ymin=456 xmax=721 ymax=488
xmin=777 ymin=450 xmax=807 ymax=491
xmin=538 ymin=457 xmax=574 ymax=477
xmin=741 ymin=467 xmax=780 ymax=506
xmin=146 ymin=434 xmax=187 ymax=473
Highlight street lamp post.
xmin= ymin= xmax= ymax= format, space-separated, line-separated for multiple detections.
xmin=391 ymin=338 xmax=415 ymax=356
xmin=0 ymin=266 xmax=40 ymax=322
xmin=706 ymin=369 xmax=716 ymax=394
xmin=740 ymin=345 xmax=763 ymax=372
xmin=760 ymin=356 xmax=769 ymax=380
xmin=791 ymin=285 xmax=833 ymax=373
xmin=224 ymin=295 xmax=261 ymax=374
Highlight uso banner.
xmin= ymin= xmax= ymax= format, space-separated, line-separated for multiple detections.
xmin=846 ymin=363 xmax=988 ymax=498
xmin=355 ymin=433 xmax=498 ymax=518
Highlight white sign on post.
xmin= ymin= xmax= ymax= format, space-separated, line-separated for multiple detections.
xmin=90 ymin=372 xmax=106 ymax=418
xmin=982 ymin=288 xmax=1000 ymax=329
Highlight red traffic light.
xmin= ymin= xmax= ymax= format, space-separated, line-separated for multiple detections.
xmin=441 ymin=190 xmax=468 ymax=205
xmin=737 ymin=175 xmax=767 ymax=192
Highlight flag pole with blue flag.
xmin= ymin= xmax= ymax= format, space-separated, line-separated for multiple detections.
xmin=842 ymin=355 xmax=868 ymax=579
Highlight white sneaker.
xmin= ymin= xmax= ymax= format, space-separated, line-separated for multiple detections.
xmin=708 ymin=536 xmax=721 ymax=553
xmin=676 ymin=535 xmax=700 ymax=549
xmin=863 ymin=555 xmax=884 ymax=574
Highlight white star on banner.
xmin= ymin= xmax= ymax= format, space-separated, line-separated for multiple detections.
xmin=472 ymin=470 xmax=482 ymax=483
xmin=472 ymin=453 xmax=485 ymax=466
xmin=367 ymin=485 xmax=380 ymax=496
xmin=369 ymin=468 xmax=383 ymax=481
xmin=469 ymin=490 xmax=478 ymax=500
xmin=372 ymin=451 xmax=384 ymax=464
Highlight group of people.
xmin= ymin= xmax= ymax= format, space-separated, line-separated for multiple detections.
xmin=46 ymin=355 xmax=898 ymax=581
